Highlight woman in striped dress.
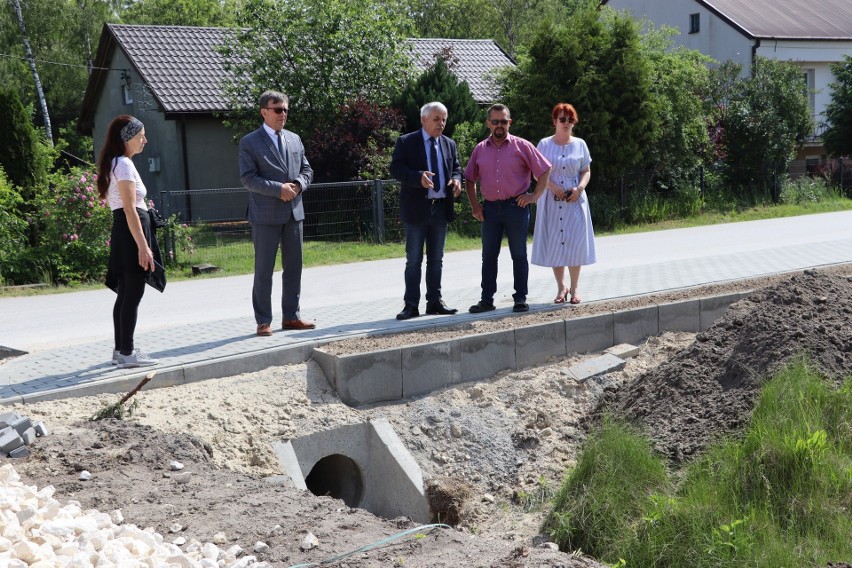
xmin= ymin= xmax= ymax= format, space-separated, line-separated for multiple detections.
xmin=531 ymin=103 xmax=597 ymax=304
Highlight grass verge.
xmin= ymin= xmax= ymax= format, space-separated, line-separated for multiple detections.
xmin=544 ymin=358 xmax=852 ymax=567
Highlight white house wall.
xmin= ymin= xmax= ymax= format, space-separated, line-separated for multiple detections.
xmin=756 ymin=40 xmax=852 ymax=125
xmin=606 ymin=0 xmax=852 ymax=130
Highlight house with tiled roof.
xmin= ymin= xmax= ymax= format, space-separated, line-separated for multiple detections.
xmin=602 ymin=0 xmax=852 ymax=160
xmin=79 ymin=24 xmax=515 ymax=199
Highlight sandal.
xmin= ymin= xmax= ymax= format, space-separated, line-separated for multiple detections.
xmin=554 ymin=289 xmax=568 ymax=304
xmin=569 ymin=290 xmax=581 ymax=304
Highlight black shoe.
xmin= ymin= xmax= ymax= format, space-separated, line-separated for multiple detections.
xmin=425 ymin=300 xmax=458 ymax=315
xmin=469 ymin=301 xmax=496 ymax=314
xmin=513 ymin=302 xmax=529 ymax=313
xmin=396 ymin=304 xmax=420 ymax=320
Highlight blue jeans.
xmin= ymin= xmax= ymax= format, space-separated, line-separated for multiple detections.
xmin=480 ymin=198 xmax=529 ymax=303
xmin=403 ymin=204 xmax=448 ymax=306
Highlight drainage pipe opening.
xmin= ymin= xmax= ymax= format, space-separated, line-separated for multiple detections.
xmin=305 ymin=454 xmax=364 ymax=508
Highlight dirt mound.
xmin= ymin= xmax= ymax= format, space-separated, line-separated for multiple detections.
xmin=610 ymin=270 xmax=852 ymax=461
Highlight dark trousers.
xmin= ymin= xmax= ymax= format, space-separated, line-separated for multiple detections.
xmin=113 ymin=271 xmax=147 ymax=355
xmin=252 ymin=219 xmax=303 ymax=324
xmin=403 ymin=202 xmax=449 ymax=306
xmin=480 ymin=198 xmax=529 ymax=304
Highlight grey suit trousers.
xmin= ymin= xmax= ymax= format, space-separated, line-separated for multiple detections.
xmin=252 ymin=219 xmax=303 ymax=324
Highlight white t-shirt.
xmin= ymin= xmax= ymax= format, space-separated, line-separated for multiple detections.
xmin=107 ymin=156 xmax=147 ymax=211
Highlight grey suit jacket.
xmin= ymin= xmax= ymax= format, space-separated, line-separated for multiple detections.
xmin=239 ymin=126 xmax=313 ymax=225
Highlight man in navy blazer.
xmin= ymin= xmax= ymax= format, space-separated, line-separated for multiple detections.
xmin=390 ymin=101 xmax=463 ymax=320
xmin=239 ymin=90 xmax=315 ymax=336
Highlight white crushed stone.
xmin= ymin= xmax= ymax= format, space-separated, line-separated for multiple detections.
xmin=0 ymin=464 xmax=267 ymax=567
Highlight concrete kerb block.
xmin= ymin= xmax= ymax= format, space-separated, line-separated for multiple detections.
xmin=8 ymin=415 xmax=33 ymax=437
xmin=699 ymin=293 xmax=741 ymax=331
xmin=402 ymin=340 xmax=461 ymax=399
xmin=311 ymin=348 xmax=337 ymax=387
xmin=458 ymin=330 xmax=515 ymax=382
xmin=21 ymin=427 xmax=37 ymax=446
xmin=335 ymin=348 xmax=403 ymax=407
xmin=659 ymin=299 xmax=701 ymax=332
xmin=563 ymin=353 xmax=626 ymax=382
xmin=515 ymin=320 xmax=567 ymax=369
xmin=17 ymin=371 xmax=178 ymax=405
xmin=565 ymin=313 xmax=614 ymax=354
xmin=614 ymin=305 xmax=660 ymax=345
xmin=181 ymin=343 xmax=315 ymax=385
xmin=9 ymin=445 xmax=30 ymax=459
xmin=0 ymin=412 xmax=20 ymax=428
xmin=606 ymin=343 xmax=640 ymax=360
xmin=0 ymin=427 xmax=24 ymax=454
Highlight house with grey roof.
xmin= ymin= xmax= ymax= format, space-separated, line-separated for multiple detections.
xmin=79 ymin=23 xmax=515 ymax=203
xmin=602 ymin=0 xmax=852 ymax=160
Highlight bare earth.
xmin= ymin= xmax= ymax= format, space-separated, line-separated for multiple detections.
xmin=8 ymin=264 xmax=852 ymax=567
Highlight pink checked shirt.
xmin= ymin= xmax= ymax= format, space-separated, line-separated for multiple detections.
xmin=464 ymin=134 xmax=552 ymax=201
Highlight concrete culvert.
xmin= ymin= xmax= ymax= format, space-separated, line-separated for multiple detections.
xmin=305 ymin=453 xmax=364 ymax=507
xmin=272 ymin=419 xmax=431 ymax=521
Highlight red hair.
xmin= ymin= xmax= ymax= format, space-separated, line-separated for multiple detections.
xmin=551 ymin=103 xmax=578 ymax=123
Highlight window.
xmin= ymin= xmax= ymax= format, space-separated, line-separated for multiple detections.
xmin=689 ymin=13 xmax=700 ymax=34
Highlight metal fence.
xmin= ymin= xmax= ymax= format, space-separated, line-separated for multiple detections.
xmin=159 ymin=180 xmax=403 ymax=266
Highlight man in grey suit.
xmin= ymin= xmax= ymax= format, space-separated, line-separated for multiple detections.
xmin=239 ymin=90 xmax=315 ymax=336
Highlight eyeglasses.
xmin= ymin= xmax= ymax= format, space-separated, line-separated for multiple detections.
xmin=264 ymin=107 xmax=289 ymax=114
xmin=558 ymin=116 xmax=575 ymax=123
xmin=490 ymin=119 xmax=509 ymax=126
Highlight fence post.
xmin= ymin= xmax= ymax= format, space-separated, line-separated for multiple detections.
xmin=161 ymin=191 xmax=173 ymax=265
xmin=700 ymin=165 xmax=705 ymax=194
xmin=372 ymin=180 xmax=386 ymax=244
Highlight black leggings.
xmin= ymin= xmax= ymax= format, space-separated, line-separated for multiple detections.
xmin=113 ymin=272 xmax=147 ymax=355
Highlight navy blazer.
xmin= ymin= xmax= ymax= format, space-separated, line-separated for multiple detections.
xmin=239 ymin=127 xmax=313 ymax=225
xmin=390 ymin=129 xmax=462 ymax=225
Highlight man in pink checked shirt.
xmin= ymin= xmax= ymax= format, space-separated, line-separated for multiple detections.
xmin=464 ymin=103 xmax=552 ymax=314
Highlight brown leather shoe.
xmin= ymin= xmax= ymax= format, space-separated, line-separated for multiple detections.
xmin=256 ymin=323 xmax=273 ymax=336
xmin=282 ymin=318 xmax=316 ymax=330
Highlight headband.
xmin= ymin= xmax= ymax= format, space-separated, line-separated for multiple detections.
xmin=120 ymin=117 xmax=144 ymax=143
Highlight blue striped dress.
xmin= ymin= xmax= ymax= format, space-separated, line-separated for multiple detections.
xmin=531 ymin=136 xmax=598 ymax=267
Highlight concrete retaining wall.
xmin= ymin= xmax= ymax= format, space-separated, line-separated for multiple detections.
xmin=314 ymin=292 xmax=750 ymax=407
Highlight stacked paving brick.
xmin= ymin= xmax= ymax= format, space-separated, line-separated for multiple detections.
xmin=0 ymin=412 xmax=47 ymax=459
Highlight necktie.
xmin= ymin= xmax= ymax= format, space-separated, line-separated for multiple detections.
xmin=277 ymin=132 xmax=284 ymax=158
xmin=430 ymin=137 xmax=442 ymax=194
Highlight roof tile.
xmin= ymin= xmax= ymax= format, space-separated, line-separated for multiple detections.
xmin=104 ymin=25 xmax=514 ymax=113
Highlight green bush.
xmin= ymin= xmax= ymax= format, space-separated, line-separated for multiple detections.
xmin=778 ymin=176 xmax=841 ymax=205
xmin=38 ymin=167 xmax=112 ymax=284
xmin=0 ymin=168 xmax=29 ymax=286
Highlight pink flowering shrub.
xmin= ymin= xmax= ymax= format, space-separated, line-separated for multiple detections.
xmin=41 ymin=167 xmax=113 ymax=283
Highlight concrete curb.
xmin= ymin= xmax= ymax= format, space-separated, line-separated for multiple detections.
xmin=316 ymin=292 xmax=745 ymax=407
xmin=2 ymin=342 xmax=317 ymax=406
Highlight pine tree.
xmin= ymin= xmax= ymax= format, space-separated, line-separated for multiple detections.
xmin=393 ymin=56 xmax=482 ymax=137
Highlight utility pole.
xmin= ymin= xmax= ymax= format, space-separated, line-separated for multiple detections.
xmin=9 ymin=0 xmax=54 ymax=146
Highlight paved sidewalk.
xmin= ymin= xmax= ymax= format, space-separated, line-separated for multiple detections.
xmin=2 ymin=211 xmax=851 ymax=404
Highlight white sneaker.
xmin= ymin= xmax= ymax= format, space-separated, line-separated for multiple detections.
xmin=112 ymin=350 xmax=120 ymax=365
xmin=117 ymin=349 xmax=159 ymax=369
